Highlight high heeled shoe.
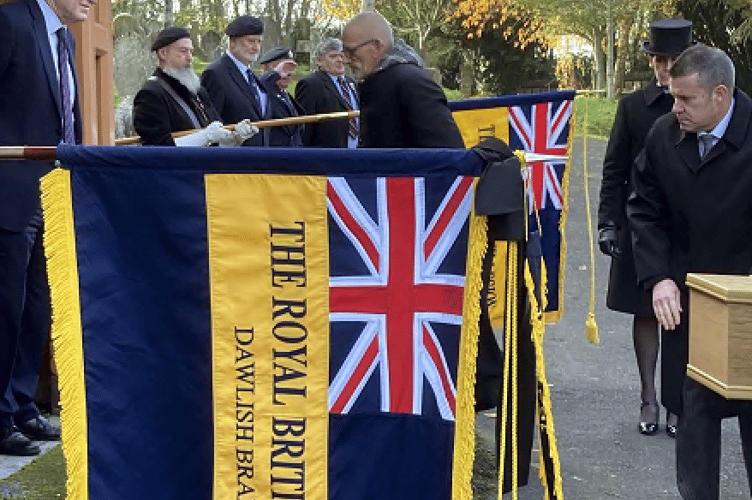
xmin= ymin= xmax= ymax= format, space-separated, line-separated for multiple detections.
xmin=639 ymin=401 xmax=659 ymax=435
xmin=666 ymin=412 xmax=678 ymax=438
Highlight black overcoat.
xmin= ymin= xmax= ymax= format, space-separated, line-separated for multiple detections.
xmin=358 ymin=62 xmax=464 ymax=148
xmin=597 ymin=79 xmax=673 ymax=314
xmin=294 ymin=70 xmax=355 ymax=148
xmin=133 ymin=69 xmax=220 ymax=146
xmin=627 ymin=88 xmax=752 ymax=415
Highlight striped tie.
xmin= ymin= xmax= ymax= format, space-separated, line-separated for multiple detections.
xmin=337 ymin=77 xmax=358 ymax=139
xmin=56 ymin=27 xmax=76 ymax=144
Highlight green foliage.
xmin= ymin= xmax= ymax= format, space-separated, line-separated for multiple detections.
xmin=574 ymin=95 xmax=619 ymax=139
xmin=436 ymin=15 xmax=556 ymax=96
xmin=674 ymin=0 xmax=752 ymax=97
xmin=0 ymin=446 xmax=65 ymax=500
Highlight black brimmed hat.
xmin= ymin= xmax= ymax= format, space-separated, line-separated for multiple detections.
xmin=643 ymin=19 xmax=693 ymax=56
xmin=258 ymin=47 xmax=294 ymax=65
xmin=151 ymin=26 xmax=191 ymax=52
xmin=225 ymin=15 xmax=263 ymax=37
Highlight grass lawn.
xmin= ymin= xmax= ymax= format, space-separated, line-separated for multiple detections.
xmin=0 ymin=445 xmax=65 ymax=500
xmin=573 ymin=94 xmax=619 ymax=139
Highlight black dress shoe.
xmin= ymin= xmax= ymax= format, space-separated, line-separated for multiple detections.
xmin=638 ymin=402 xmax=659 ymax=436
xmin=666 ymin=422 xmax=677 ymax=438
xmin=0 ymin=428 xmax=41 ymax=456
xmin=666 ymin=412 xmax=678 ymax=438
xmin=16 ymin=415 xmax=61 ymax=441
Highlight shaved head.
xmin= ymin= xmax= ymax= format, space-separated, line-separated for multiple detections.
xmin=341 ymin=11 xmax=393 ymax=81
xmin=343 ymin=11 xmax=394 ymax=48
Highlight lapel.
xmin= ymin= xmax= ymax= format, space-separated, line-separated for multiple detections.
xmin=675 ymin=131 xmax=701 ymax=173
xmin=319 ymin=70 xmax=350 ymax=110
xmin=27 ymin=0 xmax=62 ymax=121
xmin=222 ymin=53 xmax=261 ymax=116
xmin=683 ymin=89 xmax=752 ymax=172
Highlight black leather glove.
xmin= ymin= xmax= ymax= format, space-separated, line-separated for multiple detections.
xmin=598 ymin=224 xmax=621 ymax=259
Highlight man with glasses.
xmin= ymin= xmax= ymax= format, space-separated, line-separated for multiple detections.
xmin=341 ymin=11 xmax=463 ymax=148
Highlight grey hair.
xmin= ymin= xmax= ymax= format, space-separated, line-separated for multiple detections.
xmin=314 ymin=38 xmax=343 ymax=60
xmin=670 ymin=43 xmax=735 ymax=93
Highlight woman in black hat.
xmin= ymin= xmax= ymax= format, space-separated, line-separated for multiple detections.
xmin=597 ymin=18 xmax=692 ymax=438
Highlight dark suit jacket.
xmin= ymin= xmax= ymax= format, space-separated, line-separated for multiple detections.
xmin=133 ymin=68 xmax=220 ymax=146
xmin=358 ymin=62 xmax=463 ymax=148
xmin=295 ymin=70 xmax=356 ymax=147
xmin=0 ymin=0 xmax=82 ymax=231
xmin=597 ymin=78 xmax=673 ymax=314
xmin=201 ymin=53 xmax=270 ymax=146
xmin=261 ymin=71 xmax=304 ymax=147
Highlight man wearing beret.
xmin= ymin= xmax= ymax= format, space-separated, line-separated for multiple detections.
xmin=295 ymin=38 xmax=359 ymax=148
xmin=133 ymin=26 xmax=228 ymax=146
xmin=257 ymin=46 xmax=304 ymax=147
xmin=201 ymin=15 xmax=290 ymax=146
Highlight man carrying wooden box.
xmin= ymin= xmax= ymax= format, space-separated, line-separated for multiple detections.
xmin=628 ymin=43 xmax=752 ymax=500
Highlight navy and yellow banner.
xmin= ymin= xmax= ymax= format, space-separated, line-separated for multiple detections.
xmin=450 ymin=91 xmax=577 ymax=322
xmin=41 ymin=145 xmax=487 ymax=500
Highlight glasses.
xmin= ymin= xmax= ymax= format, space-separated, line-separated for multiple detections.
xmin=343 ymin=39 xmax=377 ymax=58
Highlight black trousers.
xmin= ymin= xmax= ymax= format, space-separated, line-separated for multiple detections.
xmin=0 ymin=211 xmax=50 ymax=429
xmin=677 ymin=378 xmax=752 ymax=500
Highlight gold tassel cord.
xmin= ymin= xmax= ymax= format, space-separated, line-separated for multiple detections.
xmin=451 ymin=209 xmax=487 ymax=500
xmin=581 ymin=96 xmax=600 ymax=344
xmin=525 ymin=265 xmax=566 ymax=500
xmin=496 ymin=242 xmax=519 ymax=500
xmin=40 ymin=169 xmax=89 ymax=500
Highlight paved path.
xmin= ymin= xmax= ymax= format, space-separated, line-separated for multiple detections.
xmin=0 ymin=140 xmax=748 ymax=498
xmin=476 ymin=137 xmax=748 ymax=499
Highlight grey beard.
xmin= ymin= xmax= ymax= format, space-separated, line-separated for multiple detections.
xmin=164 ymin=66 xmax=201 ymax=95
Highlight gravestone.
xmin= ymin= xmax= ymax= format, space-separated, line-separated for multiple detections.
xmin=201 ymin=30 xmax=223 ymax=62
xmin=260 ymin=16 xmax=282 ymax=54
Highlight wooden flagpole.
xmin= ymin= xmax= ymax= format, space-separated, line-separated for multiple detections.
xmin=113 ymin=110 xmax=360 ymax=146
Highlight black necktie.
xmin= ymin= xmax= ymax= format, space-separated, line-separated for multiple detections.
xmin=56 ymin=27 xmax=76 ymax=144
xmin=247 ymin=69 xmax=262 ymax=112
xmin=337 ymin=77 xmax=358 ymax=139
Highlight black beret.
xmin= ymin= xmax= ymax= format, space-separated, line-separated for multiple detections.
xmin=225 ymin=15 xmax=263 ymax=37
xmin=258 ymin=47 xmax=294 ymax=65
xmin=151 ymin=26 xmax=191 ymax=52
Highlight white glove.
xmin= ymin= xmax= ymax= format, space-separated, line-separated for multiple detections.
xmin=174 ymin=128 xmax=210 ymax=147
xmin=233 ymin=119 xmax=259 ymax=144
xmin=206 ymin=121 xmax=235 ymax=146
xmin=174 ymin=121 xmax=233 ymax=147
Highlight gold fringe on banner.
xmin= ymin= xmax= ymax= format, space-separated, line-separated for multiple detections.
xmin=524 ymin=265 xmax=565 ymax=500
xmin=497 ymin=242 xmax=520 ymax=500
xmin=451 ymin=208 xmax=488 ymax=500
xmin=580 ymin=96 xmax=600 ymax=344
xmin=40 ymin=168 xmax=89 ymax=500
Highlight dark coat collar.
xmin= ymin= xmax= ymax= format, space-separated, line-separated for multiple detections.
xmin=673 ymin=88 xmax=752 ymax=172
xmin=643 ymin=77 xmax=668 ymax=106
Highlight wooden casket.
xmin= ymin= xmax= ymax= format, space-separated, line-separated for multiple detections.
xmin=687 ymin=273 xmax=752 ymax=399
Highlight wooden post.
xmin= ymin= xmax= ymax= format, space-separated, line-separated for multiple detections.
xmin=71 ymin=2 xmax=114 ymax=145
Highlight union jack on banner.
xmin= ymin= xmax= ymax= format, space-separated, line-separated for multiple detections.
xmin=509 ymin=99 xmax=572 ymax=212
xmin=507 ymin=96 xmax=573 ymax=316
xmin=327 ymin=175 xmax=473 ymax=421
